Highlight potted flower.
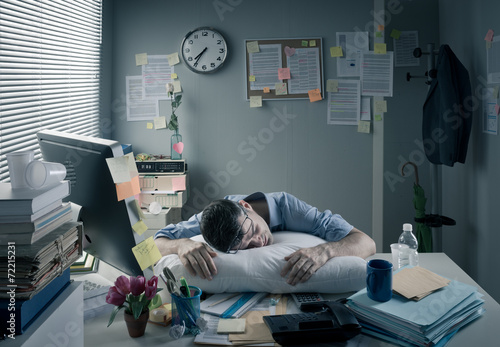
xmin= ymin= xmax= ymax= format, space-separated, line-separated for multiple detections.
xmin=106 ymin=275 xmax=159 ymax=337
xmin=166 ymin=82 xmax=183 ymax=160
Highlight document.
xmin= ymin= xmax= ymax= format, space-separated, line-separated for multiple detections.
xmin=336 ymin=31 xmax=369 ymax=77
xmin=142 ymin=55 xmax=175 ymax=100
xmin=287 ymin=47 xmax=321 ymax=94
xmin=487 ymin=36 xmax=500 ymax=84
xmin=482 ymin=87 xmax=498 ymax=135
xmin=249 ymin=44 xmax=282 ymax=91
xmin=361 ymin=51 xmax=393 ymax=97
xmin=327 ymin=79 xmax=361 ymax=125
xmin=126 ymin=76 xmax=158 ymax=121
xmin=393 ymin=31 xmax=420 ymax=67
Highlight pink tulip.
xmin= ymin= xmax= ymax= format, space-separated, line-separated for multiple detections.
xmin=130 ymin=275 xmax=145 ymax=296
xmin=114 ymin=275 xmax=130 ymax=296
xmin=106 ymin=286 xmax=126 ymax=306
xmin=145 ymin=276 xmax=158 ymax=300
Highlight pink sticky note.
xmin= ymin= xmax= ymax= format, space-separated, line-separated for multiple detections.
xmin=172 ymin=177 xmax=186 ymax=191
xmin=485 ymin=29 xmax=494 ymax=42
xmin=278 ymin=68 xmax=291 ymax=80
xmin=495 ymin=104 xmax=500 ymax=115
xmin=284 ymin=46 xmax=296 ymax=57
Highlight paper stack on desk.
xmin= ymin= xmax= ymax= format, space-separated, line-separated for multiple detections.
xmin=346 ymin=267 xmax=485 ymax=347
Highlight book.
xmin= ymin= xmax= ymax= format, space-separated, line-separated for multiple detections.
xmin=200 ymin=292 xmax=267 ymax=318
xmin=0 ymin=199 xmax=62 ymax=223
xmin=0 ymin=203 xmax=72 ymax=244
xmin=0 ymin=181 xmax=70 ymax=215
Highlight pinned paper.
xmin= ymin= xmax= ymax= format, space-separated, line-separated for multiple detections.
xmin=357 ymin=121 xmax=371 ymax=133
xmin=309 ymin=40 xmax=316 ymax=47
xmin=250 ymin=95 xmax=262 ymax=108
xmin=263 ymin=87 xmax=270 ymax=93
xmin=275 ymin=83 xmax=287 ymax=95
xmin=173 ymin=142 xmax=184 ymax=154
xmin=486 ymin=41 xmax=493 ymax=49
xmin=167 ymin=52 xmax=180 ymax=66
xmin=172 ymin=80 xmax=182 ymax=93
xmin=301 ymin=40 xmax=308 ymax=47
xmin=494 ymin=86 xmax=499 ymax=99
xmin=278 ymin=67 xmax=291 ymax=80
xmin=132 ymin=220 xmax=148 ymax=236
xmin=106 ymin=153 xmax=138 ymax=184
xmin=249 ymin=75 xmax=256 ymax=82
xmin=135 ymin=53 xmax=148 ymax=66
xmin=378 ymin=25 xmax=384 ymax=31
xmin=171 ymin=73 xmax=178 ymax=79
xmin=308 ymin=89 xmax=322 ymax=102
xmin=375 ymin=31 xmax=383 ymax=38
xmin=330 ymin=46 xmax=343 ymax=57
xmin=132 ymin=236 xmax=162 ymax=271
xmin=154 ymin=116 xmax=167 ymax=130
xmin=485 ymin=29 xmax=494 ymax=42
xmin=284 ymin=46 xmax=296 ymax=57
xmin=247 ymin=41 xmax=260 ymax=53
xmin=116 ymin=175 xmax=141 ymax=201
xmin=172 ymin=176 xmax=186 ymax=191
xmin=326 ymin=79 xmax=339 ymax=93
xmin=390 ymin=29 xmax=401 ymax=39
xmin=374 ymin=114 xmax=383 ymax=121
xmin=374 ymin=99 xmax=387 ymax=113
xmin=146 ymin=122 xmax=153 ymax=129
xmin=495 ymin=104 xmax=500 ymax=115
xmin=374 ymin=43 xmax=387 ymax=54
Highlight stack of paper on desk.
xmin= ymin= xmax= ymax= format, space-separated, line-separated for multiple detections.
xmin=346 ymin=274 xmax=485 ymax=347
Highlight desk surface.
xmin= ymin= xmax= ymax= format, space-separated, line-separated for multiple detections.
xmin=83 ymin=253 xmax=499 ymax=346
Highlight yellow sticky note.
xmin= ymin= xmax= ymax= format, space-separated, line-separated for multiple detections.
xmin=249 ymin=75 xmax=256 ymax=82
xmin=275 ymin=83 xmax=287 ymax=95
xmin=358 ymin=121 xmax=371 ymax=133
xmin=263 ymin=87 xmax=270 ymax=93
xmin=390 ymin=29 xmax=401 ymax=40
xmin=309 ymin=40 xmax=316 ymax=47
xmin=116 ymin=175 xmax=141 ymax=201
xmin=374 ymin=100 xmax=387 ymax=113
xmin=246 ymin=41 xmax=260 ymax=53
xmin=327 ymin=79 xmax=338 ymax=93
xmin=132 ymin=236 xmax=162 ymax=271
xmin=374 ymin=43 xmax=387 ymax=54
xmin=375 ymin=31 xmax=383 ymax=38
xmin=132 ymin=220 xmax=148 ymax=236
xmin=308 ymin=89 xmax=322 ymax=102
xmin=250 ymin=96 xmax=262 ymax=108
xmin=375 ymin=114 xmax=383 ymax=121
xmin=301 ymin=40 xmax=308 ymax=47
xmin=172 ymin=80 xmax=182 ymax=93
xmin=378 ymin=25 xmax=385 ymax=31
xmin=146 ymin=122 xmax=153 ymax=129
xmin=171 ymin=73 xmax=178 ymax=79
xmin=135 ymin=53 xmax=148 ymax=66
xmin=133 ymin=199 xmax=145 ymax=219
xmin=278 ymin=67 xmax=291 ymax=80
xmin=167 ymin=52 xmax=180 ymax=66
xmin=486 ymin=41 xmax=493 ymax=49
xmin=330 ymin=46 xmax=343 ymax=57
xmin=154 ymin=116 xmax=167 ymax=130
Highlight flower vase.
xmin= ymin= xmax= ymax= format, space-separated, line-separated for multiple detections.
xmin=171 ymin=130 xmax=183 ymax=160
xmin=124 ymin=309 xmax=149 ymax=338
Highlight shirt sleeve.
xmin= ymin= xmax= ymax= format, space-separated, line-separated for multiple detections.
xmin=277 ymin=192 xmax=353 ymax=242
xmin=154 ymin=212 xmax=203 ymax=240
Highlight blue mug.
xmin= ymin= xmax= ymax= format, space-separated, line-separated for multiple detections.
xmin=366 ymin=259 xmax=393 ymax=302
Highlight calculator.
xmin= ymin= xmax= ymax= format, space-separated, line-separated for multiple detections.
xmin=290 ymin=293 xmax=324 ymax=307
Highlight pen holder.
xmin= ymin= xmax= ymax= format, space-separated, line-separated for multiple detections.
xmin=171 ymin=286 xmax=202 ymax=333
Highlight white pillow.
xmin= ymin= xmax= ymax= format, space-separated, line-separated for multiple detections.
xmin=154 ymin=231 xmax=367 ymax=294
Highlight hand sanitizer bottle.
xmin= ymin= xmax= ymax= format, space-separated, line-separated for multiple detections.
xmin=398 ymin=223 xmax=419 ymax=268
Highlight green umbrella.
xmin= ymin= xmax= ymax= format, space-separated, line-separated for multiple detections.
xmin=402 ymin=162 xmax=432 ymax=253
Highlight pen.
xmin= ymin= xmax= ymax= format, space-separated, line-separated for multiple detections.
xmin=208 ymin=293 xmax=240 ymax=307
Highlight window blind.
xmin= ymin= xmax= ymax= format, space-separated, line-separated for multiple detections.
xmin=0 ymin=0 xmax=102 ymax=181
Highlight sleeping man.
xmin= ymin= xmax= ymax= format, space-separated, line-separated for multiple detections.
xmin=154 ymin=192 xmax=375 ymax=286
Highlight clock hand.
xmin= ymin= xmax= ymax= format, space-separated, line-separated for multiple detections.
xmin=193 ymin=47 xmax=208 ymax=67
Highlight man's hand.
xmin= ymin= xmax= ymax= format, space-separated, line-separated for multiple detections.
xmin=281 ymin=244 xmax=329 ymax=285
xmin=155 ymin=238 xmax=218 ymax=280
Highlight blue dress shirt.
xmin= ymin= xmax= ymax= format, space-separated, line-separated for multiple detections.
xmin=154 ymin=192 xmax=353 ymax=242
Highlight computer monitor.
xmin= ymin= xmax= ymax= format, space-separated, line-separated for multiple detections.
xmin=37 ymin=129 xmax=145 ymax=276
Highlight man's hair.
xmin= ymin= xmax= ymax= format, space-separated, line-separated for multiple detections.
xmin=200 ymin=199 xmax=244 ymax=252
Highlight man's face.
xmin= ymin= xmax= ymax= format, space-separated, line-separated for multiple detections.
xmin=233 ymin=206 xmax=273 ymax=251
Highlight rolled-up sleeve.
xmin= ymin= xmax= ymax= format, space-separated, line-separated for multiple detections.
xmin=154 ymin=212 xmax=203 ymax=240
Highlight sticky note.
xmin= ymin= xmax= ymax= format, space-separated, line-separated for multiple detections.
xmin=135 ymin=53 xmax=148 ymax=66
xmin=495 ymin=104 xmax=500 ymax=115
xmin=301 ymin=40 xmax=308 ymax=47
xmin=327 ymin=79 xmax=339 ymax=93
xmin=116 ymin=175 xmax=141 ymax=201
xmin=278 ymin=67 xmax=291 ymax=80
xmin=246 ymin=41 xmax=260 ymax=53
xmin=275 ymin=83 xmax=287 ymax=95
xmin=284 ymin=46 xmax=296 ymax=57
xmin=330 ymin=46 xmax=343 ymax=57
xmin=167 ymin=52 xmax=180 ymax=66
xmin=263 ymin=87 xmax=270 ymax=93
xmin=309 ymin=40 xmax=316 ymax=47
xmin=133 ymin=199 xmax=145 ymax=219
xmin=146 ymin=122 xmax=153 ymax=129
xmin=485 ymin=29 xmax=494 ymax=42
xmin=374 ymin=99 xmax=387 ymax=113
xmin=375 ymin=31 xmax=383 ymax=38
xmin=171 ymin=73 xmax=178 ymax=79
xmin=390 ymin=29 xmax=401 ymax=40
xmin=374 ymin=43 xmax=387 ymax=54
xmin=378 ymin=25 xmax=384 ymax=31
xmin=132 ymin=236 xmax=162 ymax=271
xmin=308 ymin=89 xmax=322 ymax=102
xmin=105 ymin=153 xmax=138 ymax=184
xmin=250 ymin=95 xmax=262 ymax=108
xmin=172 ymin=176 xmax=186 ymax=191
xmin=172 ymin=80 xmax=182 ymax=93
xmin=375 ymin=114 xmax=383 ymax=121
xmin=358 ymin=121 xmax=371 ymax=133
xmin=154 ymin=116 xmax=167 ymax=130
xmin=217 ymin=318 xmax=246 ymax=334
xmin=132 ymin=220 xmax=148 ymax=236
xmin=249 ymin=75 xmax=256 ymax=82
xmin=486 ymin=41 xmax=493 ymax=49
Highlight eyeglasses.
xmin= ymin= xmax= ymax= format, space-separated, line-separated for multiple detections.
xmin=226 ymin=211 xmax=254 ymax=254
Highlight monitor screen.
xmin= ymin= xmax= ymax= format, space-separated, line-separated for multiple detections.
xmin=37 ymin=129 xmax=144 ymax=276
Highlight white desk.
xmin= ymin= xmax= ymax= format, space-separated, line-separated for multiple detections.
xmin=83 ymin=253 xmax=500 ymax=346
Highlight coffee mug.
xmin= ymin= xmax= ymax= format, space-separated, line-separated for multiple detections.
xmin=366 ymin=259 xmax=393 ymax=302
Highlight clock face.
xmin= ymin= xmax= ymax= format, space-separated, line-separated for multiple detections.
xmin=180 ymin=27 xmax=228 ymax=74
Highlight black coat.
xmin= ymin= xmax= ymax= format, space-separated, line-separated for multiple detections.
xmin=422 ymin=44 xmax=472 ymax=167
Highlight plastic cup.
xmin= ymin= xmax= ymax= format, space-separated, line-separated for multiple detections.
xmin=171 ymin=286 xmax=201 ymax=334
xmin=6 ymin=150 xmax=35 ymax=188
xmin=25 ymin=160 xmax=67 ymax=189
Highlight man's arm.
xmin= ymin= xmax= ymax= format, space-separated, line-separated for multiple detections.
xmin=280 ymin=227 xmax=375 ymax=285
xmin=154 ymin=237 xmax=218 ymax=280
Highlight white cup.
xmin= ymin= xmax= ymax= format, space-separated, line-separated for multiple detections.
xmin=6 ymin=150 xmax=35 ymax=188
xmin=25 ymin=160 xmax=67 ymax=189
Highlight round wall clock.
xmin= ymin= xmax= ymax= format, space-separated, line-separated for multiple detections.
xmin=180 ymin=27 xmax=228 ymax=74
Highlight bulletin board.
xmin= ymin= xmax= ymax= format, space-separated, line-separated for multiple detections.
xmin=245 ymin=38 xmax=324 ymax=100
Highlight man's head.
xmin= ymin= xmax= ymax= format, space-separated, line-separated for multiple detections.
xmin=200 ymin=199 xmax=273 ymax=253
